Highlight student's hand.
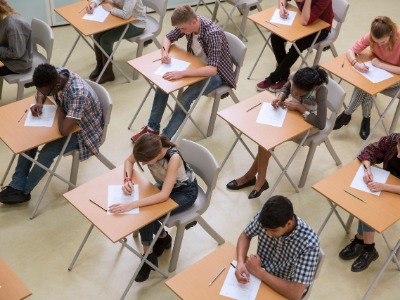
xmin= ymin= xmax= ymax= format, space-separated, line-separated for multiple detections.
xmin=367 ymin=182 xmax=385 ymax=192
xmin=102 ymin=3 xmax=113 ymax=12
xmin=108 ymin=202 xmax=134 ymax=213
xmin=163 ymin=71 xmax=184 ymax=81
xmin=235 ymin=261 xmax=250 ymax=284
xmin=86 ymin=3 xmax=96 ymax=14
xmin=272 ymin=98 xmax=282 ymax=109
xmin=245 ymin=254 xmax=262 ymax=276
xmin=363 ymin=167 xmax=373 ymax=184
xmin=279 ymin=6 xmax=289 ymax=19
xmin=161 ymin=51 xmax=171 ymax=64
xmin=371 ymin=57 xmax=383 ymax=69
xmin=122 ymin=181 xmax=134 ymax=195
xmin=282 ymin=101 xmax=299 ymax=111
xmin=354 ymin=62 xmax=369 ymax=73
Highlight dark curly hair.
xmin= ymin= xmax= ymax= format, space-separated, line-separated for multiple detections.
xmin=293 ymin=66 xmax=328 ymax=91
xmin=259 ymin=195 xmax=294 ymax=229
xmin=32 ymin=63 xmax=58 ymax=88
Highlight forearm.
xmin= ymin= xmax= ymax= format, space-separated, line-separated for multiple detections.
xmin=237 ymin=232 xmax=251 ymax=264
xmin=278 ymin=0 xmax=287 ymax=8
xmin=181 ymin=65 xmax=217 ymax=78
xmin=376 ymin=62 xmax=400 ymax=75
xmin=382 ymin=184 xmax=400 ymax=194
xmin=162 ymin=38 xmax=172 ymax=54
xmin=111 ymin=0 xmax=135 ymax=20
xmin=301 ymin=0 xmax=312 ymax=25
xmin=133 ymin=192 xmax=170 ymax=209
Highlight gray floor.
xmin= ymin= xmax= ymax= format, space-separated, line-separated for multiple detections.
xmin=1 ymin=1 xmax=399 ymax=299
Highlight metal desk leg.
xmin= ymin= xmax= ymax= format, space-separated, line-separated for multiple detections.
xmin=318 ymin=201 xmax=349 ymax=236
xmin=218 ymin=2 xmax=248 ymax=42
xmin=127 ymin=84 xmax=154 ymax=129
xmin=247 ymin=24 xmax=272 ymax=79
xmin=292 ymin=30 xmax=321 ymax=69
xmin=68 ymin=224 xmax=95 ymax=271
xmin=0 ymin=154 xmax=16 ymax=186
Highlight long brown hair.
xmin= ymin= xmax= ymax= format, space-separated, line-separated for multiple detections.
xmin=0 ymin=0 xmax=15 ymax=15
xmin=370 ymin=16 xmax=398 ymax=52
xmin=133 ymin=134 xmax=176 ymax=171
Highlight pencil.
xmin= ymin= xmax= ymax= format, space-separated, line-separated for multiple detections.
xmin=152 ymin=58 xmax=162 ymax=62
xmin=209 ymin=267 xmax=225 ymax=286
xmin=344 ymin=190 xmax=366 ymax=203
xmin=341 ymin=58 xmax=345 ymax=68
xmin=230 ymin=263 xmax=246 ymax=278
xmin=246 ymin=102 xmax=262 ymax=112
xmin=89 ymin=199 xmax=108 ymax=212
xmin=266 ymin=20 xmax=279 ymax=28
xmin=18 ymin=109 xmax=28 ymax=123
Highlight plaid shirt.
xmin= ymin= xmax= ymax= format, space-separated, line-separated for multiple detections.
xmin=56 ymin=68 xmax=104 ymax=161
xmin=245 ymin=214 xmax=320 ymax=286
xmin=166 ymin=16 xmax=236 ymax=88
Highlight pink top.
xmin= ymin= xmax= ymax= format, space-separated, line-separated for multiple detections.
xmin=351 ymin=29 xmax=400 ymax=66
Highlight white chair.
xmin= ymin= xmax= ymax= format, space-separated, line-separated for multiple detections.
xmin=295 ymin=79 xmax=346 ymax=188
xmin=0 ymin=18 xmax=54 ymax=100
xmin=312 ymin=0 xmax=349 ymax=66
xmin=164 ymin=139 xmax=225 ymax=272
xmin=211 ymin=0 xmax=263 ymax=41
xmin=206 ymin=31 xmax=247 ymax=137
xmin=66 ymin=80 xmax=116 ymax=190
xmin=302 ymin=248 xmax=325 ymax=300
xmin=127 ymin=0 xmax=168 ymax=80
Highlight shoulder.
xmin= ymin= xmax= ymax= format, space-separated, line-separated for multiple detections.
xmin=295 ymin=216 xmax=320 ymax=248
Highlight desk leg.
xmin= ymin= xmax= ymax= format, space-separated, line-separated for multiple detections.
xmin=247 ymin=24 xmax=272 ymax=79
xmin=318 ymin=200 xmax=349 ymax=236
xmin=293 ymin=30 xmax=321 ymax=69
xmin=62 ymin=34 xmax=81 ymax=67
xmin=127 ymin=84 xmax=155 ymax=129
xmin=381 ymin=233 xmax=400 ymax=270
xmin=68 ymin=224 xmax=95 ymax=271
xmin=389 ymin=87 xmax=400 ymax=133
xmin=0 ymin=154 xmax=16 ymax=186
xmin=218 ymin=3 xmax=248 ymax=42
xmin=362 ymin=239 xmax=400 ymax=300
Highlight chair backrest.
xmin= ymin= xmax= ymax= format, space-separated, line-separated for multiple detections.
xmin=224 ymin=31 xmax=247 ymax=83
xmin=142 ymin=0 xmax=168 ymax=36
xmin=302 ymin=248 xmax=325 ymax=300
xmin=179 ymin=139 xmax=220 ymax=214
xmin=328 ymin=0 xmax=349 ymax=42
xmin=85 ymin=80 xmax=113 ymax=146
xmin=31 ymin=18 xmax=54 ymax=63
xmin=323 ymin=78 xmax=346 ymax=133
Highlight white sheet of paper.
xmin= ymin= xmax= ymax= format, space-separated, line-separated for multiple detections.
xmin=354 ymin=61 xmax=393 ymax=83
xmin=349 ymin=164 xmax=390 ymax=196
xmin=256 ymin=102 xmax=287 ymax=127
xmin=107 ymin=184 xmax=139 ymax=214
xmin=220 ymin=260 xmax=261 ymax=300
xmin=24 ymin=104 xmax=57 ymax=127
xmin=83 ymin=6 xmax=110 ymax=22
xmin=154 ymin=58 xmax=191 ymax=76
xmin=270 ymin=9 xmax=296 ymax=26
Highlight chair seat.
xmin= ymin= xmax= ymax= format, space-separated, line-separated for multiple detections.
xmin=206 ymin=84 xmax=231 ymax=97
xmin=225 ymin=0 xmax=259 ymax=7
xmin=4 ymin=53 xmax=47 ymax=85
xmin=127 ymin=16 xmax=158 ymax=43
xmin=165 ymin=186 xmax=206 ymax=227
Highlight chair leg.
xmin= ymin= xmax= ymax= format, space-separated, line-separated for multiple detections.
xmin=330 ymin=44 xmax=338 ymax=57
xmin=0 ymin=77 xmax=3 ymax=99
xmin=68 ymin=151 xmax=80 ymax=191
xmin=298 ymin=144 xmax=317 ymax=188
xmin=207 ymin=94 xmax=221 ymax=137
xmin=312 ymin=46 xmax=323 ymax=67
xmin=211 ymin=0 xmax=219 ymax=22
xmin=133 ymin=42 xmax=145 ymax=80
xmin=168 ymin=224 xmax=186 ymax=273
xmin=96 ymin=152 xmax=116 ymax=170
xmin=16 ymin=82 xmax=25 ymax=101
xmin=324 ymin=138 xmax=341 ymax=166
xmin=239 ymin=7 xmax=250 ymax=41
xmin=197 ymin=216 xmax=225 ymax=245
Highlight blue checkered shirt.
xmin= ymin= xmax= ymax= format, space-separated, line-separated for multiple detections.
xmin=56 ymin=68 xmax=104 ymax=161
xmin=245 ymin=214 xmax=320 ymax=286
xmin=166 ymin=16 xmax=236 ymax=88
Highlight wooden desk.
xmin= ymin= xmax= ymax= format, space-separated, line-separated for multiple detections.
xmin=63 ymin=165 xmax=178 ymax=300
xmin=0 ymin=258 xmax=31 ymax=300
xmin=248 ymin=4 xmax=330 ymax=78
xmin=218 ymin=91 xmax=313 ymax=197
xmin=127 ymin=45 xmax=210 ymax=140
xmin=313 ymin=160 xmax=400 ymax=299
xmin=165 ymin=243 xmax=287 ymax=300
xmin=321 ymin=51 xmax=400 ymax=141
xmin=0 ymin=97 xmax=80 ymax=219
xmin=55 ymin=1 xmax=134 ymax=83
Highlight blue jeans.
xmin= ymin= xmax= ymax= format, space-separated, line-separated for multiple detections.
xmin=10 ymin=134 xmax=79 ymax=194
xmin=148 ymin=75 xmax=223 ymax=139
xmin=139 ymin=179 xmax=198 ymax=246
xmin=357 ymin=220 xmax=374 ymax=235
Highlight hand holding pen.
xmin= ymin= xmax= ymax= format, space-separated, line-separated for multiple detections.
xmin=122 ymin=171 xmax=134 ymax=195
xmin=362 ymin=163 xmax=373 ymax=184
xmin=231 ymin=263 xmax=249 ymax=284
xmin=354 ymin=54 xmax=369 ymax=73
xmin=279 ymin=2 xmax=289 ymax=19
xmin=85 ymin=1 xmax=95 ymax=14
xmin=161 ymin=46 xmax=171 ymax=64
xmin=31 ymin=93 xmax=44 ymax=117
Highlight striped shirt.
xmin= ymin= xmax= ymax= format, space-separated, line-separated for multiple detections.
xmin=166 ymin=16 xmax=236 ymax=88
xmin=56 ymin=68 xmax=104 ymax=161
xmin=245 ymin=214 xmax=320 ymax=286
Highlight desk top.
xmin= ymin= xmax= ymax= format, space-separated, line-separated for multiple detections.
xmin=321 ymin=51 xmax=400 ymax=95
xmin=0 ymin=258 xmax=32 ymax=300
xmin=165 ymin=243 xmax=287 ymax=300
xmin=0 ymin=97 xmax=79 ymax=154
xmin=63 ymin=165 xmax=178 ymax=243
xmin=313 ymin=160 xmax=400 ymax=233
xmin=218 ymin=91 xmax=313 ymax=151
xmin=127 ymin=45 xmax=207 ymax=94
xmin=248 ymin=4 xmax=330 ymax=43
xmin=55 ymin=1 xmax=134 ymax=36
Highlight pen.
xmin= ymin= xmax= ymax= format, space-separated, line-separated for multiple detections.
xmin=246 ymin=102 xmax=262 ymax=112
xmin=341 ymin=58 xmax=345 ymax=68
xmin=152 ymin=58 xmax=162 ymax=62
xmin=266 ymin=20 xmax=279 ymax=28
xmin=344 ymin=190 xmax=366 ymax=203
xmin=18 ymin=109 xmax=28 ymax=123
xmin=89 ymin=199 xmax=108 ymax=212
xmin=209 ymin=267 xmax=225 ymax=286
xmin=230 ymin=263 xmax=246 ymax=278
xmin=356 ymin=53 xmax=366 ymax=67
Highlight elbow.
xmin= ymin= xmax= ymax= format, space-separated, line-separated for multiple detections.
xmin=58 ymin=128 xmax=69 ymax=136
xmin=301 ymin=19 xmax=309 ymax=26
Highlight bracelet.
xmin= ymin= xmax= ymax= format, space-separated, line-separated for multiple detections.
xmin=351 ymin=60 xmax=358 ymax=67
xmin=124 ymin=178 xmax=132 ymax=183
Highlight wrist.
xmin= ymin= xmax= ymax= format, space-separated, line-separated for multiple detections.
xmin=124 ymin=177 xmax=132 ymax=183
xmin=303 ymin=110 xmax=310 ymax=119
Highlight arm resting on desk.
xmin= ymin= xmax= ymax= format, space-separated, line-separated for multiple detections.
xmin=371 ymin=57 xmax=400 ymax=74
xmin=58 ymin=110 xmax=78 ymax=137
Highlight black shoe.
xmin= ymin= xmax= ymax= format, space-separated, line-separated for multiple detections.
xmin=135 ymin=252 xmax=158 ymax=282
xmin=226 ymin=177 xmax=256 ymax=190
xmin=152 ymin=232 xmax=172 ymax=257
xmin=248 ymin=181 xmax=269 ymax=199
xmin=339 ymin=239 xmax=365 ymax=260
xmin=0 ymin=186 xmax=31 ymax=204
xmin=351 ymin=248 xmax=379 ymax=272
xmin=333 ymin=112 xmax=352 ymax=130
xmin=359 ymin=117 xmax=370 ymax=140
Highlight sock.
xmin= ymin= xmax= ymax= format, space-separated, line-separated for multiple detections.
xmin=354 ymin=235 xmax=364 ymax=244
xmin=364 ymin=243 xmax=375 ymax=252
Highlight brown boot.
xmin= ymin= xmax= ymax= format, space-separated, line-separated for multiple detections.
xmin=97 ymin=54 xmax=115 ymax=84
xmin=89 ymin=45 xmax=103 ymax=81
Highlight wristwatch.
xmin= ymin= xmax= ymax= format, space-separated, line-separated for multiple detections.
xmin=303 ymin=110 xmax=310 ymax=119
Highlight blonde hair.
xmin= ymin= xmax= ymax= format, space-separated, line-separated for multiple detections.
xmin=171 ymin=5 xmax=197 ymax=26
xmin=370 ymin=16 xmax=398 ymax=52
xmin=0 ymin=0 xmax=15 ymax=15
